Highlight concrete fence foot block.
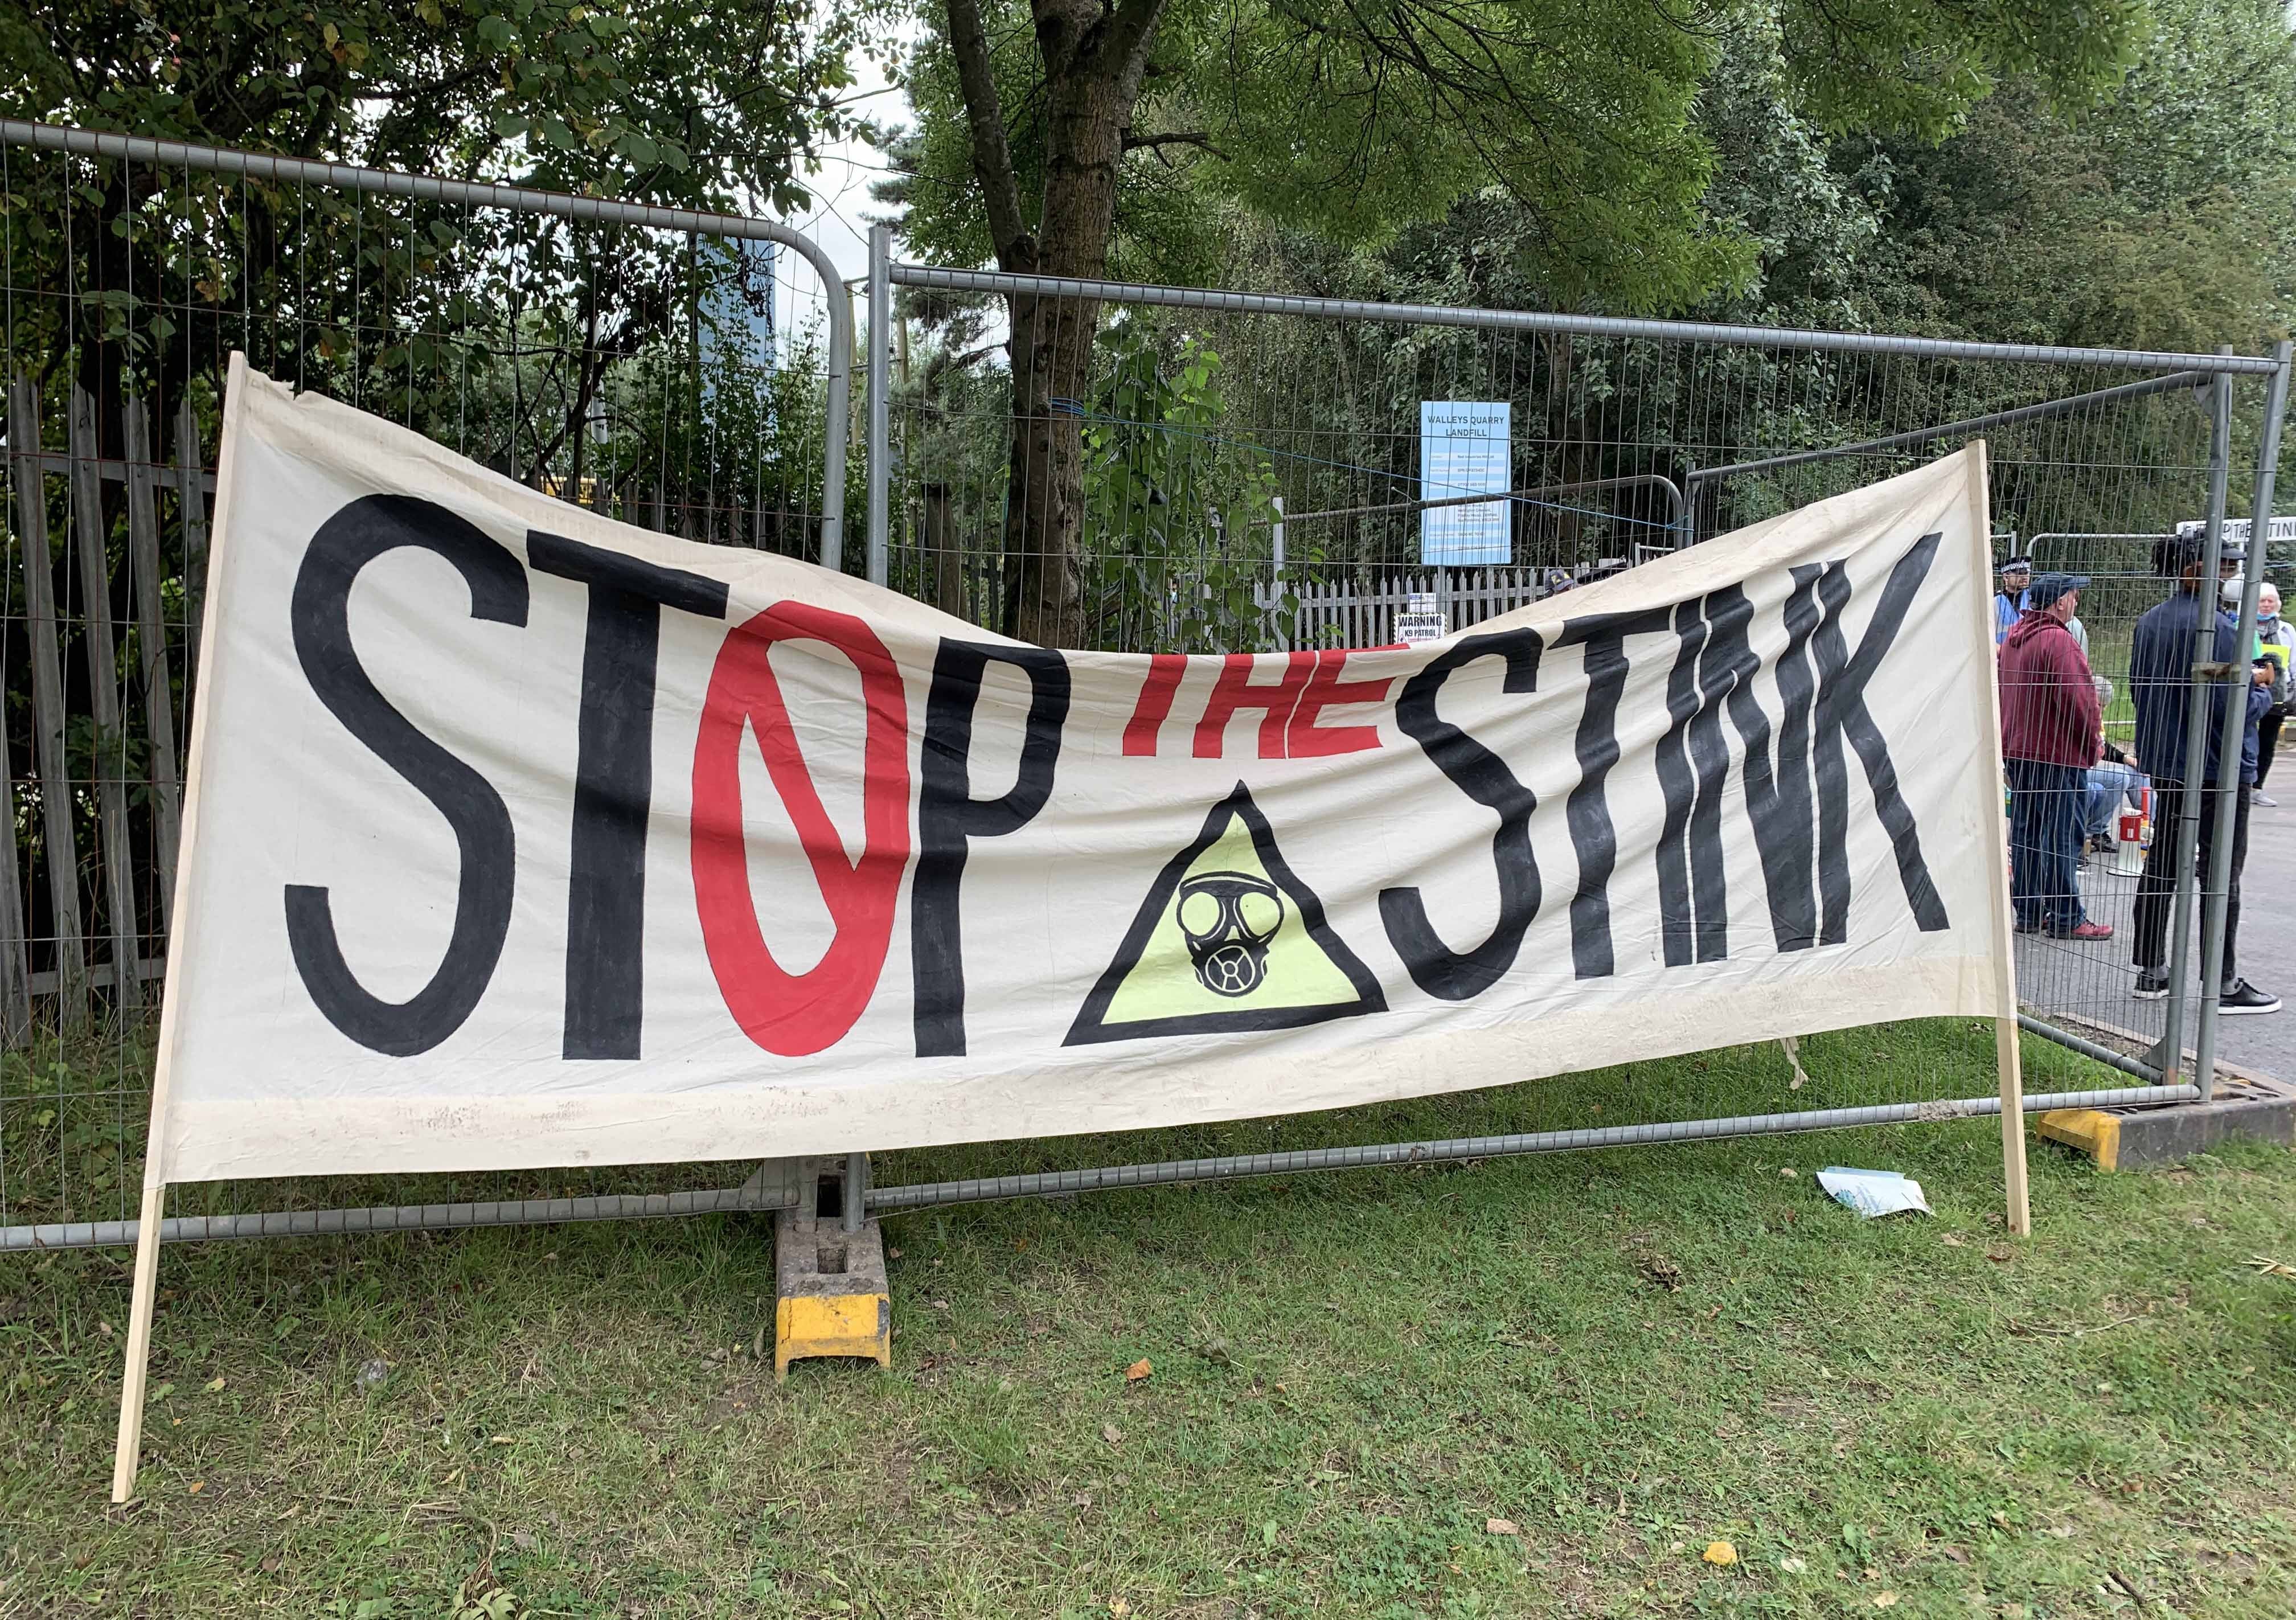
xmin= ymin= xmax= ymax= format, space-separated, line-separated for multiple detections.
xmin=2040 ymin=1075 xmax=2296 ymax=1171
xmin=773 ymin=1207 xmax=892 ymax=1381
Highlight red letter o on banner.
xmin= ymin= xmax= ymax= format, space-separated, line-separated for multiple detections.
xmin=691 ymin=603 xmax=912 ymax=1055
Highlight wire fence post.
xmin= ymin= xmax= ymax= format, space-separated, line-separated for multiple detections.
xmin=808 ymin=265 xmax=844 ymax=580
xmin=817 ymin=277 xmax=853 ymax=577
xmin=2155 ymin=364 xmax=2237 ymax=1084
xmin=842 ymin=1151 xmax=868 ymax=1235
xmin=0 ymin=661 xmax=25 ymax=1046
xmin=850 ymin=231 xmax=892 ymax=1242
xmin=2192 ymin=340 xmax=2291 ymax=1100
xmin=866 ymin=222 xmax=893 ymax=590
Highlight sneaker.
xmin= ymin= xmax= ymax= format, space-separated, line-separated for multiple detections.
xmin=2134 ymin=970 xmax=2170 ymax=1000
xmin=2253 ymin=792 xmax=2278 ymax=807
xmin=2048 ymin=920 xmax=2114 ymax=941
xmin=2219 ymin=979 xmax=2282 ymax=1015
xmin=2014 ymin=916 xmax=2045 ymax=934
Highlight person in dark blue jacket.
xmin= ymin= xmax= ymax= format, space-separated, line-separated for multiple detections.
xmin=2127 ymin=530 xmax=2280 ymax=1014
xmin=1994 ymin=555 xmax=2032 ymax=644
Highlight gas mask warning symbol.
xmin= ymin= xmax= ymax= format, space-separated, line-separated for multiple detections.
xmin=1064 ymin=782 xmax=1388 ymax=1046
xmin=1176 ymin=870 xmax=1286 ymax=997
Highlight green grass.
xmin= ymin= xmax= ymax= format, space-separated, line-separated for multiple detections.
xmin=2 ymin=1027 xmax=2294 ymax=1618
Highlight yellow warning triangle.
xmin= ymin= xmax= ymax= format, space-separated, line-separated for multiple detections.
xmin=1066 ymin=784 xmax=1385 ymax=1045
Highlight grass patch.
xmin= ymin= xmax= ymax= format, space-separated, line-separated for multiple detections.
xmin=1 ymin=1027 xmax=2293 ymax=1617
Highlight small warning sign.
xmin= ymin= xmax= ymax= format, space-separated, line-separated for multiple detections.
xmin=1395 ymin=591 xmax=1447 ymax=646
xmin=1065 ymin=783 xmax=1387 ymax=1045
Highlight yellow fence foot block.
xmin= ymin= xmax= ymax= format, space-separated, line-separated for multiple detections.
xmin=2037 ymin=1108 xmax=2121 ymax=1172
xmin=774 ymin=1207 xmax=892 ymax=1381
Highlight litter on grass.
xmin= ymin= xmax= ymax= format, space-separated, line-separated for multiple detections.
xmin=1816 ymin=1167 xmax=1933 ymax=1219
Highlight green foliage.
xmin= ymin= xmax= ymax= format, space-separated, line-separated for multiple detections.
xmin=0 ymin=0 xmax=886 ymax=216
xmin=896 ymin=0 xmax=2144 ymax=316
xmin=1841 ymin=0 xmax=2296 ymax=356
xmin=1153 ymin=0 xmax=1740 ymax=310
xmin=900 ymin=0 xmax=1737 ymax=309
xmin=1680 ymin=14 xmax=1894 ymax=330
xmin=888 ymin=0 xmax=2158 ymax=646
xmin=1079 ymin=329 xmax=1286 ymax=650
xmin=516 ymin=327 xmax=844 ymax=553
xmin=1004 ymin=1 xmax=2296 ymax=595
xmin=1772 ymin=0 xmax=2145 ymax=139
xmin=0 ymin=1031 xmax=155 ymax=1220
xmin=0 ymin=0 xmax=887 ymax=558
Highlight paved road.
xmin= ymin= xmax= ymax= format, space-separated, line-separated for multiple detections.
xmin=2224 ymin=790 xmax=2296 ymax=1077
xmin=2015 ymin=789 xmax=2296 ymax=1081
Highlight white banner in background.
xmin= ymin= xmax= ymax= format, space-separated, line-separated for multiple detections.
xmin=147 ymin=359 xmax=2006 ymax=1184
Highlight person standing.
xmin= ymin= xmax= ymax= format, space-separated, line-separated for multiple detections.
xmin=1995 ymin=556 xmax=2032 ymax=645
xmin=1999 ymin=572 xmax=2110 ymax=938
xmin=2250 ymin=581 xmax=2291 ymax=806
xmin=2128 ymin=533 xmax=2279 ymax=1012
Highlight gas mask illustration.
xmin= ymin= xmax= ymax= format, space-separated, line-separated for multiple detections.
xmin=1176 ymin=870 xmax=1285 ymax=997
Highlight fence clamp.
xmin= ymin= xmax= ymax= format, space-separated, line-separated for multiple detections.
xmin=773 ymin=1157 xmax=892 ymax=1380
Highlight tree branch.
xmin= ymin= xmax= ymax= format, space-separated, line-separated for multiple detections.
xmin=1098 ymin=0 xmax=1168 ymax=78
xmin=944 ymin=0 xmax=1036 ymax=270
xmin=924 ymin=341 xmax=1003 ymax=390
xmin=1122 ymin=129 xmax=1229 ymax=161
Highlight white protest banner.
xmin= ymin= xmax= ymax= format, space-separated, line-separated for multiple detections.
xmin=146 ymin=359 xmax=2009 ymax=1188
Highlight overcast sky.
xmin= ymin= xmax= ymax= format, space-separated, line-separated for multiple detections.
xmin=775 ymin=35 xmax=908 ymax=339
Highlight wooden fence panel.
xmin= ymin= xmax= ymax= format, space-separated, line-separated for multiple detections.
xmin=125 ymin=400 xmax=182 ymax=925
xmin=174 ymin=396 xmax=210 ymax=684
xmin=9 ymin=373 xmax=89 ymax=1029
xmin=0 ymin=448 xmax=30 ymax=1043
xmin=1264 ymin=568 xmax=1547 ymax=651
xmin=68 ymin=387 xmax=142 ymax=1014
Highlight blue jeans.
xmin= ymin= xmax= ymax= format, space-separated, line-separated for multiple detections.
xmin=2007 ymin=757 xmax=2085 ymax=932
xmin=2083 ymin=760 xmax=2148 ymax=840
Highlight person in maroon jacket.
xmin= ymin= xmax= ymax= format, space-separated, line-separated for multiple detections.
xmin=2000 ymin=572 xmax=2109 ymax=939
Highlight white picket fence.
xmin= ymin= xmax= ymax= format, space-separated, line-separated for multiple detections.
xmin=1254 ymin=568 xmax=1552 ymax=649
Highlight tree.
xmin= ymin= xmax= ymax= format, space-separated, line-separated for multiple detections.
xmin=1840 ymin=0 xmax=2296 ymax=358
xmin=1787 ymin=0 xmax=2296 ymax=543
xmin=1 ymin=0 xmax=888 ymax=486
xmin=0 ymin=2 xmax=889 ymax=979
xmin=900 ymin=0 xmax=2143 ymax=646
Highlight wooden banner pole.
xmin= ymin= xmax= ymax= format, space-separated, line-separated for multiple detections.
xmin=1967 ymin=442 xmax=2031 ymax=1236
xmin=110 ymin=358 xmax=240 ymax=1504
xmin=110 ymin=1178 xmax=166 ymax=1502
xmin=1994 ymin=1006 xmax=2030 ymax=1235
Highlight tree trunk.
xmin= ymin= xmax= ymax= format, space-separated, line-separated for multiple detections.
xmin=924 ymin=481 xmax=966 ymax=620
xmin=998 ymin=283 xmax=1100 ymax=645
xmin=999 ymin=9 xmax=1150 ymax=646
xmin=946 ymin=0 xmax=1163 ymax=647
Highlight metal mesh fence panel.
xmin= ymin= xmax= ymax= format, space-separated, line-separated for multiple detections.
xmin=866 ymin=261 xmax=2284 ymax=1198
xmin=2000 ymin=521 xmax=2288 ymax=1086
xmin=0 ymin=123 xmax=850 ymax=1242
xmin=1 ymin=116 xmax=2284 ymax=1247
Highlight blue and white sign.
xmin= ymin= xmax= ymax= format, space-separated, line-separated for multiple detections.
xmin=1420 ymin=401 xmax=1511 ymax=565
